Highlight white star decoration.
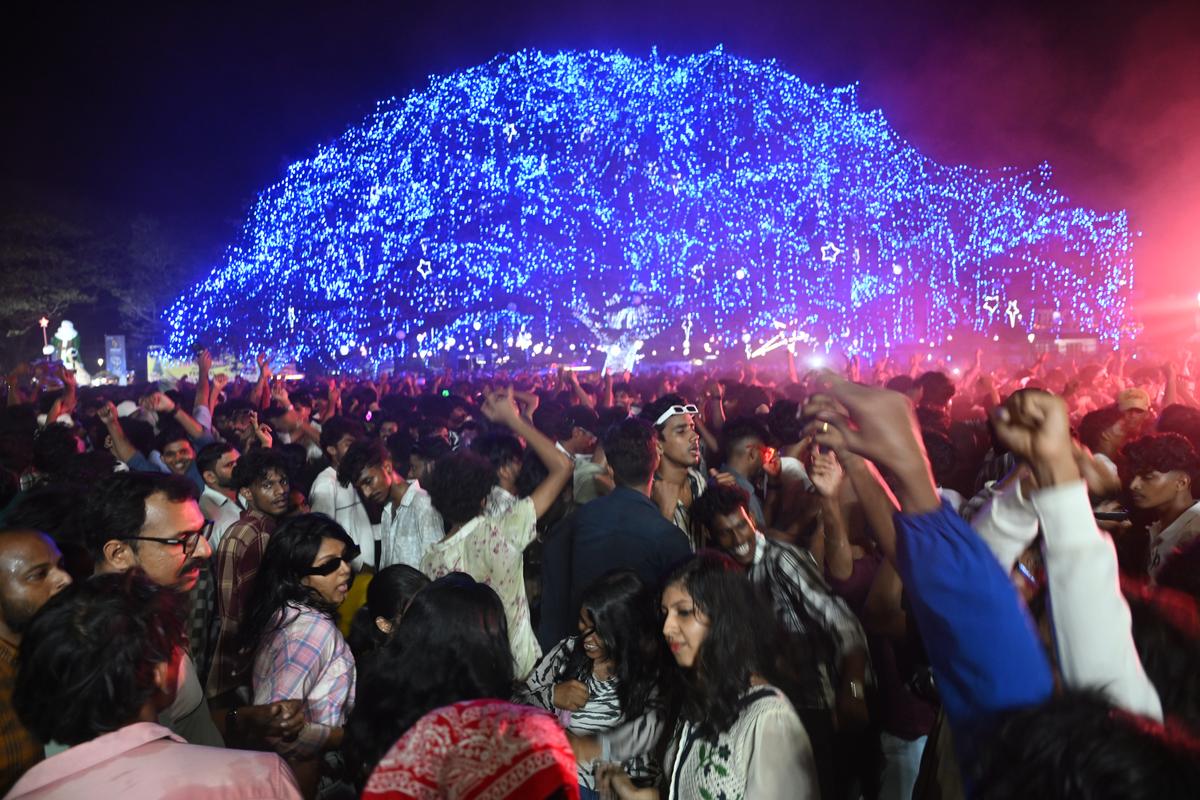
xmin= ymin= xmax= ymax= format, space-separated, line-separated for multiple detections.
xmin=820 ymin=242 xmax=842 ymax=262
xmin=982 ymin=295 xmax=1000 ymax=314
xmin=1005 ymin=300 xmax=1022 ymax=328
xmin=417 ymin=259 xmax=433 ymax=278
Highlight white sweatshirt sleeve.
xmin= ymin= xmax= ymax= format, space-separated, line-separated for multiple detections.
xmin=970 ymin=477 xmax=1040 ymax=572
xmin=1032 ymin=480 xmax=1163 ymax=721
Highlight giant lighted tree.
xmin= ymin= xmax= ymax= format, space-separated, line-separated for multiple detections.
xmin=166 ymin=46 xmax=1135 ymax=367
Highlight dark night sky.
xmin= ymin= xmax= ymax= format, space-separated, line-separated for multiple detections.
xmin=3 ymin=0 xmax=1198 ymax=316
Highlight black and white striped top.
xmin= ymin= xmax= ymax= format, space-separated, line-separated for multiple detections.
xmin=515 ymin=636 xmax=661 ymax=790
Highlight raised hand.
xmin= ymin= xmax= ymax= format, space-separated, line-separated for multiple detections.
xmin=480 ymin=387 xmax=520 ymax=424
xmin=808 ymin=445 xmax=844 ymax=498
xmin=254 ymin=421 xmax=274 ymax=449
xmin=271 ymin=380 xmax=291 ymax=405
xmin=800 ymin=369 xmax=939 ymax=513
xmin=256 ymin=352 xmax=272 ymax=379
xmin=992 ymin=389 xmax=1079 ymax=486
xmin=145 ymin=391 xmax=177 ymax=414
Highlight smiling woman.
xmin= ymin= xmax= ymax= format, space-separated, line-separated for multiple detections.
xmin=516 ymin=571 xmax=664 ymax=796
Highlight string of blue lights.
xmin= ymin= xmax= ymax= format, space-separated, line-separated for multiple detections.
xmin=165 ymin=46 xmax=1135 ymax=369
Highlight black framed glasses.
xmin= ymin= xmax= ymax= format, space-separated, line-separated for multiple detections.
xmin=118 ymin=520 xmax=214 ymax=557
xmin=304 ymin=544 xmax=361 ymax=576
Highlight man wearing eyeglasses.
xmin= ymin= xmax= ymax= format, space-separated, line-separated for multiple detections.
xmin=84 ymin=472 xmax=303 ymax=753
xmin=87 ymin=472 xmax=213 ymax=593
xmin=85 ymin=472 xmax=222 ymax=751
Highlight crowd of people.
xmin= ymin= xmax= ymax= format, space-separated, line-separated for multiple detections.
xmin=1 ymin=340 xmax=1199 ymax=799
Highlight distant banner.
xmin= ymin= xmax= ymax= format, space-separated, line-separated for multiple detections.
xmin=145 ymin=346 xmax=266 ymax=383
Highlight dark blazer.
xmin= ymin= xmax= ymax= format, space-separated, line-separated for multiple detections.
xmin=538 ymin=485 xmax=692 ymax=649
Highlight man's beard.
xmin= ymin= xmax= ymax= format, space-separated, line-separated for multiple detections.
xmin=0 ymin=593 xmax=40 ymax=635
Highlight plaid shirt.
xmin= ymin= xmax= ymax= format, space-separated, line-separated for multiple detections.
xmin=749 ymin=534 xmax=868 ymax=710
xmin=252 ymin=607 xmax=355 ymax=759
xmin=185 ymin=564 xmax=217 ymax=685
xmin=207 ymin=509 xmax=277 ymax=698
xmin=1 ymin=638 xmax=42 ymax=794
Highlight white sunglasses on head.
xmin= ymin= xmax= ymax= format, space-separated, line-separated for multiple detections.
xmin=654 ymin=404 xmax=699 ymax=426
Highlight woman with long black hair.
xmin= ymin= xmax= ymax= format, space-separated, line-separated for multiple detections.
xmin=346 ymin=563 xmax=430 ymax=661
xmin=242 ymin=513 xmax=358 ymax=796
xmin=517 ymin=570 xmax=665 ymax=798
xmin=343 ymin=572 xmax=516 ymax=789
xmin=598 ymin=550 xmax=818 ymax=799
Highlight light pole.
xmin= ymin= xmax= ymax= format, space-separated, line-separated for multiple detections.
xmin=38 ymin=317 xmax=54 ymax=356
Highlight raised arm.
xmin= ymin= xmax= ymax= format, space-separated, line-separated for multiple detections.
xmin=702 ymin=378 xmax=726 ymax=434
xmin=512 ymin=388 xmax=540 ymax=424
xmin=480 ymin=387 xmax=572 ymax=519
xmin=599 ymin=369 xmax=614 ymax=409
xmin=808 ymin=444 xmax=854 ymax=580
xmin=253 ymin=353 xmax=272 ymax=409
xmin=47 ymin=366 xmax=77 ymax=423
xmin=806 ymin=406 xmax=900 ymax=564
xmin=563 ymin=368 xmax=596 ymax=408
xmin=147 ymin=391 xmax=208 ymax=443
xmin=803 ymin=371 xmax=1054 ymax=757
xmin=195 ymin=349 xmax=212 ymax=412
xmin=992 ymin=389 xmax=1163 ymax=721
xmin=98 ymin=401 xmax=141 ymax=464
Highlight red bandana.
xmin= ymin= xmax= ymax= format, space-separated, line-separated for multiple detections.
xmin=363 ymin=699 xmax=580 ymax=800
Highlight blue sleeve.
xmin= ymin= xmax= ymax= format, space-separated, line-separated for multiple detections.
xmin=894 ymin=501 xmax=1053 ymax=760
xmin=186 ymin=462 xmax=207 ymax=495
xmin=127 ymin=452 xmax=168 ymax=474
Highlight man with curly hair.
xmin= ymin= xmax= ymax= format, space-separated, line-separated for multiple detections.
xmin=421 ymin=388 xmax=573 ymax=680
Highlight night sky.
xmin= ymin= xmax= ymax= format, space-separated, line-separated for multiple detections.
xmin=3 ymin=0 xmax=1198 ymax=324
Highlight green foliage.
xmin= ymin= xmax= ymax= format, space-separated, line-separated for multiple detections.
xmin=0 ymin=212 xmax=99 ymax=339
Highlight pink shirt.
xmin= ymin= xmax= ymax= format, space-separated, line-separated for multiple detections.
xmin=6 ymin=722 xmax=301 ymax=799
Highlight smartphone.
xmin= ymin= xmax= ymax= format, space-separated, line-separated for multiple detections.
xmin=1093 ymin=511 xmax=1130 ymax=522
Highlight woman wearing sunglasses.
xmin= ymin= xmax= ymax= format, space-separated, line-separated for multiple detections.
xmin=242 ymin=513 xmax=359 ymax=797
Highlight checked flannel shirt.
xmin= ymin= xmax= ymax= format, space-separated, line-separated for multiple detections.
xmin=207 ymin=508 xmax=277 ymax=698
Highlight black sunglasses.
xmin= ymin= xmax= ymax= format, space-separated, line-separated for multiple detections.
xmin=304 ymin=544 xmax=361 ymax=576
